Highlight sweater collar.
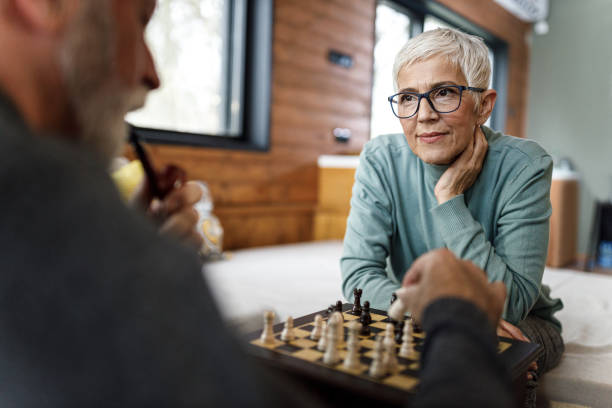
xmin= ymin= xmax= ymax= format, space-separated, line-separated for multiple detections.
xmin=422 ymin=161 xmax=449 ymax=183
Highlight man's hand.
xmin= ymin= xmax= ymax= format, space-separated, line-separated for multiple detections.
xmin=396 ymin=249 xmax=506 ymax=328
xmin=131 ymin=165 xmax=204 ymax=249
xmin=434 ymin=125 xmax=488 ymax=204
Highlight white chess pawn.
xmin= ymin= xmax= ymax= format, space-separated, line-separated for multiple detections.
xmin=310 ymin=314 xmax=324 ymax=340
xmin=383 ymin=338 xmax=399 ymax=374
xmin=317 ymin=321 xmax=328 ymax=351
xmin=323 ymin=316 xmax=341 ymax=365
xmin=343 ymin=321 xmax=361 ymax=370
xmin=368 ymin=334 xmax=386 ymax=378
xmin=399 ymin=321 xmax=414 ymax=358
xmin=280 ymin=316 xmax=295 ymax=341
xmin=331 ymin=311 xmax=344 ymax=345
xmin=384 ymin=323 xmax=395 ymax=348
xmin=260 ymin=310 xmax=275 ymax=344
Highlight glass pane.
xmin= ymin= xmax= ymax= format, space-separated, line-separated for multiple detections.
xmin=370 ymin=2 xmax=411 ymax=139
xmin=126 ymin=0 xmax=244 ymax=137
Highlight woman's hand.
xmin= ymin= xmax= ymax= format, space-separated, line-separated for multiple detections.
xmin=497 ymin=319 xmax=539 ymax=379
xmin=434 ymin=125 xmax=488 ymax=204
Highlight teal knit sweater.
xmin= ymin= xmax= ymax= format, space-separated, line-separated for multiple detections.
xmin=341 ymin=126 xmax=563 ymax=331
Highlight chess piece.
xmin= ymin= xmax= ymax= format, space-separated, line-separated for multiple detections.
xmin=388 ymin=296 xmax=408 ymax=322
xmin=323 ymin=315 xmax=341 ymax=365
xmin=399 ymin=321 xmax=414 ymax=358
xmin=334 ymin=300 xmax=343 ymax=314
xmin=280 ymin=316 xmax=295 ymax=341
xmin=351 ymin=288 xmax=363 ymax=315
xmin=359 ymin=304 xmax=372 ymax=336
xmin=331 ymin=311 xmax=344 ymax=344
xmin=343 ymin=321 xmax=361 ymax=370
xmin=383 ymin=338 xmax=399 ymax=374
xmin=310 ymin=314 xmax=324 ymax=340
xmin=260 ymin=310 xmax=275 ymax=344
xmin=383 ymin=323 xmax=395 ymax=348
xmin=368 ymin=334 xmax=386 ymax=378
xmin=317 ymin=321 xmax=328 ymax=351
xmin=395 ymin=320 xmax=405 ymax=344
xmin=361 ymin=301 xmax=372 ymax=326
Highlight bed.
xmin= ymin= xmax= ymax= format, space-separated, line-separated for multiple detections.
xmin=203 ymin=240 xmax=612 ymax=408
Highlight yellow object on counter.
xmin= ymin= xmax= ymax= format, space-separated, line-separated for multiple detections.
xmin=111 ymin=160 xmax=144 ymax=201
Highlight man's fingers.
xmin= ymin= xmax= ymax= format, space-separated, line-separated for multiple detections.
xmin=159 ymin=208 xmax=199 ymax=239
xmin=163 ymin=181 xmax=203 ymax=213
xmin=395 ymin=285 xmax=420 ymax=318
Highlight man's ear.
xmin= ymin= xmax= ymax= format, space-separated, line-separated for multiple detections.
xmin=13 ymin=0 xmax=74 ymax=33
xmin=477 ymin=89 xmax=497 ymax=125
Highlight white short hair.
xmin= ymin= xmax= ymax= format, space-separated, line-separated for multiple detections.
xmin=392 ymin=28 xmax=491 ymax=92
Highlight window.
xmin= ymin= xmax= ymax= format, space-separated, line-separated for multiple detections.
xmin=127 ymin=0 xmax=273 ymax=150
xmin=371 ymin=0 xmax=508 ymax=138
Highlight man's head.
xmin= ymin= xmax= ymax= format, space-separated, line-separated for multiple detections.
xmin=0 ymin=0 xmax=159 ymax=165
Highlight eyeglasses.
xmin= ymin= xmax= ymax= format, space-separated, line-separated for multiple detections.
xmin=388 ymin=85 xmax=485 ymax=119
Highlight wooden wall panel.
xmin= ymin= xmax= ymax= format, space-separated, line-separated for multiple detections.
xmin=145 ymin=0 xmax=532 ymax=250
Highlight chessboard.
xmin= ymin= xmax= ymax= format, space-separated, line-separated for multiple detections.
xmin=246 ymin=303 xmax=542 ymax=406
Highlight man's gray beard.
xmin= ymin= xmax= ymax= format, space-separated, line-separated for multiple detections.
xmin=59 ymin=1 xmax=147 ymax=168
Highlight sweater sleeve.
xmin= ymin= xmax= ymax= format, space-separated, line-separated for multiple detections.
xmin=340 ymin=147 xmax=401 ymax=309
xmin=429 ymin=155 xmax=553 ymax=324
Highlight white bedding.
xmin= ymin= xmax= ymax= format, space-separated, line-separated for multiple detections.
xmin=204 ymin=241 xmax=612 ymax=408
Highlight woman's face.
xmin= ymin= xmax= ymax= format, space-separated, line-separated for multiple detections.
xmin=396 ymin=55 xmax=481 ymax=165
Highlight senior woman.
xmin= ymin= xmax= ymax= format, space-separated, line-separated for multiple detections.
xmin=341 ymin=28 xmax=563 ymax=403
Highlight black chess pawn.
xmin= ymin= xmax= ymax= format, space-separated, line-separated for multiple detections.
xmin=334 ymin=300 xmax=343 ymax=313
xmin=359 ymin=307 xmax=371 ymax=336
xmin=394 ymin=320 xmax=405 ymax=344
xmin=351 ymin=288 xmax=362 ymax=315
xmin=361 ymin=301 xmax=372 ymax=326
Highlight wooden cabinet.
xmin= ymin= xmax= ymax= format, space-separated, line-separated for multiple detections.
xmin=313 ymin=155 xmax=358 ymax=240
xmin=546 ymin=176 xmax=579 ymax=267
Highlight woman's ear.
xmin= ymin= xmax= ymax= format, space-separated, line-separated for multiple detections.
xmin=477 ymin=89 xmax=497 ymax=125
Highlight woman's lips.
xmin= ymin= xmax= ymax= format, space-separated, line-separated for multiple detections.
xmin=418 ymin=132 xmax=447 ymax=144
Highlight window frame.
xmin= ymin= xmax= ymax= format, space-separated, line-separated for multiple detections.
xmin=130 ymin=0 xmax=273 ymax=151
xmin=380 ymin=0 xmax=509 ymax=131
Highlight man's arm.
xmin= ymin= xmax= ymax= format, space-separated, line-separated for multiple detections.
xmin=396 ymin=249 xmax=514 ymax=408
xmin=414 ymin=299 xmax=514 ymax=408
xmin=341 ymin=146 xmax=400 ymax=308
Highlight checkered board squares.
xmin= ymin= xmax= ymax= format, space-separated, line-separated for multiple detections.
xmin=249 ymin=309 xmax=514 ymax=396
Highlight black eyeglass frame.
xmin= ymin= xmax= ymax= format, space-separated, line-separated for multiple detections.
xmin=387 ymin=85 xmax=485 ymax=119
